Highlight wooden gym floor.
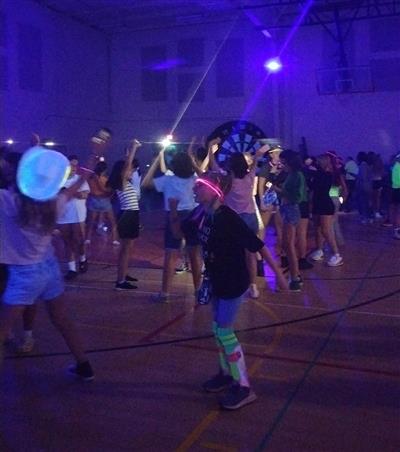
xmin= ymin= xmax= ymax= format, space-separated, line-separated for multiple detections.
xmin=1 ymin=211 xmax=399 ymax=451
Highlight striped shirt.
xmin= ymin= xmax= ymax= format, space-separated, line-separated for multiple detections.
xmin=117 ymin=181 xmax=139 ymax=210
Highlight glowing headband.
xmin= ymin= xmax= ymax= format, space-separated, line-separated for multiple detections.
xmin=196 ymin=178 xmax=224 ymax=199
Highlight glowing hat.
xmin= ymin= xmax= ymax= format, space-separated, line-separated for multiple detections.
xmin=17 ymin=146 xmax=70 ymax=201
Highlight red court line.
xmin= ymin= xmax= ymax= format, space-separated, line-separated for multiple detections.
xmin=139 ymin=305 xmax=199 ymax=343
xmin=177 ymin=343 xmax=400 ymax=379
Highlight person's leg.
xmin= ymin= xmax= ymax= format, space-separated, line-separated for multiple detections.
xmin=332 ymin=197 xmax=344 ymax=246
xmin=161 ymin=249 xmax=178 ymax=296
xmin=284 ymin=223 xmax=299 ymax=281
xmin=297 ymin=218 xmax=309 ymax=260
xmin=117 ymin=238 xmax=133 ymax=282
xmin=73 ymin=223 xmax=87 ymax=272
xmin=187 ymin=245 xmax=202 ymax=293
xmin=45 ymin=296 xmax=86 ymax=362
xmin=85 ymin=210 xmax=97 ymax=243
xmin=17 ymin=305 xmax=38 ymax=353
xmin=59 ymin=224 xmax=77 ymax=274
xmin=274 ymin=210 xmax=284 ymax=256
xmin=0 ymin=304 xmax=25 ymax=366
xmin=105 ymin=210 xmax=119 ymax=243
xmin=246 ymin=250 xmax=258 ymax=292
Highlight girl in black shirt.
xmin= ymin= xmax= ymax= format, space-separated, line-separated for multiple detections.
xmin=179 ymin=172 xmax=287 ymax=410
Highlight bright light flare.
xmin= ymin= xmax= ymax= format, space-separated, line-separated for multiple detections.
xmin=160 ymin=135 xmax=173 ymax=148
xmin=44 ymin=141 xmax=56 ymax=147
xmin=264 ymin=58 xmax=282 ymax=73
xmin=5 ymin=138 xmax=14 ymax=145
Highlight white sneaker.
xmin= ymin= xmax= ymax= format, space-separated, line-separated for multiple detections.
xmin=248 ymin=284 xmax=260 ymax=299
xmin=17 ymin=336 xmax=35 ymax=353
xmin=112 ymin=240 xmax=121 ymax=246
xmin=327 ymin=254 xmax=343 ymax=267
xmin=375 ymin=212 xmax=383 ymax=219
xmin=309 ymin=249 xmax=324 ymax=261
xmin=84 ymin=239 xmax=91 ymax=245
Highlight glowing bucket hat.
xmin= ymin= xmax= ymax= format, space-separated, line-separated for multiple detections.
xmin=17 ymin=146 xmax=71 ymax=201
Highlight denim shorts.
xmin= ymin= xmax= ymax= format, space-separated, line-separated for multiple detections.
xmin=3 ymin=255 xmax=64 ymax=306
xmin=87 ymin=195 xmax=112 ymax=212
xmin=164 ymin=210 xmax=200 ymax=249
xmin=280 ymin=203 xmax=300 ymax=226
xmin=212 ymin=296 xmax=243 ymax=328
xmin=239 ymin=212 xmax=259 ymax=234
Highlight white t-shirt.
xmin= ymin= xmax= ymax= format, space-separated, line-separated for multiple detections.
xmin=153 ymin=174 xmax=197 ymax=211
xmin=57 ymin=175 xmax=90 ymax=224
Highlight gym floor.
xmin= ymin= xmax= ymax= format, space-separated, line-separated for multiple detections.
xmin=1 ymin=212 xmax=399 ymax=452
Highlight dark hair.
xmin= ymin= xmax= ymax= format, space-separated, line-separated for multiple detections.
xmin=94 ymin=161 xmax=107 ymax=176
xmin=18 ymin=194 xmax=57 ymax=234
xmin=357 ymin=151 xmax=367 ymax=164
xmin=68 ymin=154 xmax=78 ymax=162
xmin=202 ymin=171 xmax=232 ymax=196
xmin=228 ymin=153 xmax=248 ymax=179
xmin=107 ymin=160 xmax=125 ymax=190
xmin=280 ymin=149 xmax=302 ymax=171
xmin=170 ymin=152 xmax=194 ymax=179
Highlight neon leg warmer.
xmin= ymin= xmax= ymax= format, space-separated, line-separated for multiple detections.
xmin=217 ymin=327 xmax=250 ymax=387
xmin=212 ymin=321 xmax=229 ymax=375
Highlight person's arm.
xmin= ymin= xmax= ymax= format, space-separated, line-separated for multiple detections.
xmin=248 ymin=144 xmax=269 ymax=171
xmin=122 ymin=139 xmax=141 ymax=187
xmin=187 ymin=137 xmax=205 ymax=176
xmin=338 ymin=174 xmax=349 ymax=202
xmin=207 ymin=138 xmax=221 ymax=172
xmin=141 ymin=153 xmax=161 ymax=189
xmin=159 ymin=148 xmax=167 ymax=174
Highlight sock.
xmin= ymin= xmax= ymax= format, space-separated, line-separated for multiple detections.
xmin=79 ymin=254 xmax=86 ymax=262
xmin=212 ymin=322 xmax=229 ymax=375
xmin=24 ymin=330 xmax=33 ymax=339
xmin=68 ymin=261 xmax=76 ymax=272
xmin=217 ymin=327 xmax=250 ymax=387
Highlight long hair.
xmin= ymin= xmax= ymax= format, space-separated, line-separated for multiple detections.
xmin=17 ymin=194 xmax=57 ymax=234
xmin=107 ymin=160 xmax=125 ymax=190
xmin=280 ymin=149 xmax=302 ymax=171
xmin=227 ymin=153 xmax=248 ymax=179
xmin=316 ymin=154 xmax=333 ymax=172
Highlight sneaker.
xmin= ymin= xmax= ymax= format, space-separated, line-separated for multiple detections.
xmin=280 ymin=256 xmax=289 ymax=268
xmin=115 ymin=281 xmax=137 ymax=290
xmin=298 ymin=258 xmax=313 ymax=270
xmin=175 ymin=262 xmax=189 ymax=274
xmin=220 ymin=384 xmax=257 ymax=410
xmin=152 ymin=293 xmax=169 ymax=303
xmin=112 ymin=240 xmax=120 ymax=246
xmin=289 ymin=279 xmax=302 ymax=292
xmin=393 ymin=229 xmax=400 ymax=240
xmin=375 ymin=212 xmax=383 ymax=219
xmin=67 ymin=361 xmax=94 ymax=382
xmin=309 ymin=249 xmax=324 ymax=261
xmin=17 ymin=336 xmax=35 ymax=353
xmin=203 ymin=372 xmax=233 ymax=393
xmin=125 ymin=275 xmax=138 ymax=282
xmin=65 ymin=270 xmax=78 ymax=281
xmin=382 ymin=221 xmax=393 ymax=227
xmin=79 ymin=260 xmax=88 ymax=273
xmin=84 ymin=239 xmax=91 ymax=245
xmin=248 ymin=284 xmax=260 ymax=299
xmin=327 ymin=254 xmax=343 ymax=267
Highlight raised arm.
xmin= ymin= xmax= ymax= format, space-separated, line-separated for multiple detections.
xmin=122 ymin=139 xmax=141 ymax=182
xmin=207 ymin=138 xmax=221 ymax=172
xmin=141 ymin=153 xmax=161 ymax=189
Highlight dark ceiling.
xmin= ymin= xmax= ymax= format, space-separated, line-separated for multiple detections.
xmin=32 ymin=0 xmax=400 ymax=34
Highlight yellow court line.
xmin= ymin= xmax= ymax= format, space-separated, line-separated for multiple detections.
xmin=175 ymin=411 xmax=220 ymax=452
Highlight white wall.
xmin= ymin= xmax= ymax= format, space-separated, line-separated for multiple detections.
xmin=110 ymin=17 xmax=277 ymax=155
xmin=281 ymin=20 xmax=400 ymax=160
xmin=0 ymin=0 xmax=110 ymax=155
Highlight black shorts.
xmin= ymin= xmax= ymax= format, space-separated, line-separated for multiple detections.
xmin=117 ymin=210 xmax=140 ymax=239
xmin=299 ymin=201 xmax=310 ymax=219
xmin=392 ymin=188 xmax=400 ymax=205
xmin=312 ymin=199 xmax=335 ymax=216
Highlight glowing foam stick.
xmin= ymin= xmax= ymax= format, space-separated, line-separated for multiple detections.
xmin=196 ymin=178 xmax=224 ymax=199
